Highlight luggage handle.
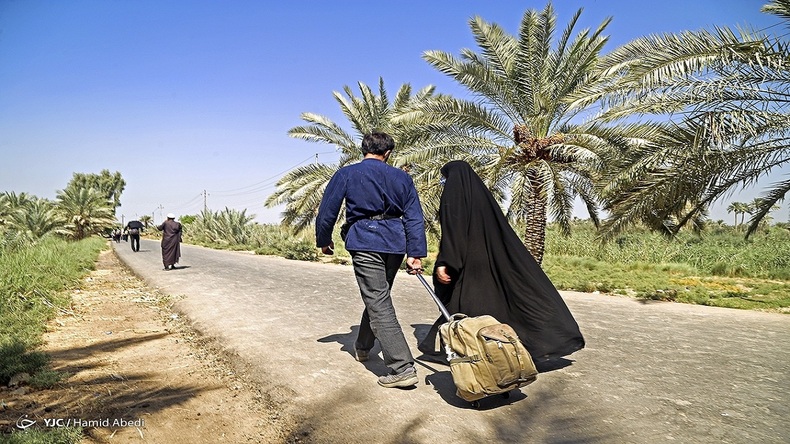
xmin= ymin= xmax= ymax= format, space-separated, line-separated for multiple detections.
xmin=410 ymin=268 xmax=461 ymax=362
xmin=412 ymin=269 xmax=453 ymax=322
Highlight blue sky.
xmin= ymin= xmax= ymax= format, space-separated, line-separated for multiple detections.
xmin=0 ymin=0 xmax=784 ymax=225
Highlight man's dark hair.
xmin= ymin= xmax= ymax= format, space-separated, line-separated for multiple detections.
xmin=361 ymin=132 xmax=395 ymax=155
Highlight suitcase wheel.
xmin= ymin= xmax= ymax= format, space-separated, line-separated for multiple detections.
xmin=470 ymin=391 xmax=510 ymax=408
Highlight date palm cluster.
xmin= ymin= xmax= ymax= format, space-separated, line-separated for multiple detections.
xmin=510 ymin=126 xmax=566 ymax=164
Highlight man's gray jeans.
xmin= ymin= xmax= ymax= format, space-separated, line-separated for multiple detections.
xmin=351 ymin=251 xmax=414 ymax=374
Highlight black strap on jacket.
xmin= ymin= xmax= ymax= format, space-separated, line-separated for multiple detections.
xmin=368 ymin=213 xmax=401 ymax=221
xmin=341 ymin=213 xmax=401 ymax=240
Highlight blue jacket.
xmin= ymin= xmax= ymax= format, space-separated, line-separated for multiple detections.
xmin=315 ymin=158 xmax=427 ymax=258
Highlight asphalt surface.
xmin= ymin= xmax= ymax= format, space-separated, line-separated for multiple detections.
xmin=113 ymin=239 xmax=790 ymax=444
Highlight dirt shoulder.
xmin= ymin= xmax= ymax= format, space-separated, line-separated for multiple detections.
xmin=0 ymin=248 xmax=288 ymax=443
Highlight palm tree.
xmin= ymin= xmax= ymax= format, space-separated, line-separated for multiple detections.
xmin=1 ymin=192 xmax=37 ymax=233
xmin=55 ymin=187 xmax=116 ymax=240
xmin=64 ymin=170 xmax=126 ymax=210
xmin=265 ymin=78 xmax=436 ymax=232
xmin=0 ymin=192 xmax=51 ymax=238
xmin=572 ymin=1 xmax=787 ymax=239
xmin=727 ymin=201 xmax=751 ymax=227
xmin=139 ymin=214 xmax=152 ymax=229
xmin=192 ymin=207 xmax=255 ymax=246
xmin=398 ymin=3 xmax=616 ymax=263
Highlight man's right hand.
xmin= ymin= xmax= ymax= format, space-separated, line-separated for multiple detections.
xmin=320 ymin=241 xmax=335 ymax=255
xmin=405 ymin=257 xmax=422 ymax=274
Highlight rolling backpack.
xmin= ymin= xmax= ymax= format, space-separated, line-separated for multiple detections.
xmin=415 ymin=273 xmax=537 ymax=407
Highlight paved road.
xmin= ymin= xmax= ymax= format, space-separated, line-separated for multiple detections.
xmin=113 ymin=240 xmax=789 ymax=444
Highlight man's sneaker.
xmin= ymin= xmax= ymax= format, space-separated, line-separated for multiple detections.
xmin=355 ymin=349 xmax=369 ymax=362
xmin=377 ymin=366 xmax=418 ymax=388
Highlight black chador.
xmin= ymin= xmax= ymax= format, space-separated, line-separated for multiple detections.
xmin=422 ymin=160 xmax=585 ymax=360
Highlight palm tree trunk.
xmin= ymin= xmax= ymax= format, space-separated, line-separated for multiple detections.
xmin=523 ymin=182 xmax=547 ymax=265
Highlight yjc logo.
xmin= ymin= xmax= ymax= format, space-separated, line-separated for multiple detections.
xmin=16 ymin=415 xmax=36 ymax=430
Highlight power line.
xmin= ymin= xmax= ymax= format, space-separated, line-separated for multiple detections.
xmin=167 ymin=150 xmax=340 ymax=216
xmin=208 ymin=152 xmax=335 ymax=194
xmin=173 ymin=193 xmax=204 ymax=209
xmin=752 ymin=20 xmax=785 ymax=35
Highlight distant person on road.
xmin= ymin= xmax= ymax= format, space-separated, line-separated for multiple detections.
xmin=418 ymin=160 xmax=585 ymax=362
xmin=157 ymin=213 xmax=182 ymax=271
xmin=125 ymin=220 xmax=145 ymax=252
xmin=316 ymin=132 xmax=427 ymax=389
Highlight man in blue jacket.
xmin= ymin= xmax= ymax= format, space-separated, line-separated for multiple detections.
xmin=316 ymin=131 xmax=427 ymax=388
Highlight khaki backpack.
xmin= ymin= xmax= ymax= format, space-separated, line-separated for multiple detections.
xmin=439 ymin=314 xmax=538 ymax=402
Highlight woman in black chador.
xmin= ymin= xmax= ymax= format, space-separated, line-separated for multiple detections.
xmin=419 ymin=160 xmax=585 ymax=361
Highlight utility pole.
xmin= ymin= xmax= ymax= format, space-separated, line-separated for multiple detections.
xmin=203 ymin=190 xmax=209 ymax=212
xmin=121 ymin=214 xmax=125 ymax=227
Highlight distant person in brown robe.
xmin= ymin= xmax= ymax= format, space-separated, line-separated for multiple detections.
xmin=418 ymin=160 xmax=585 ymax=362
xmin=157 ymin=213 xmax=182 ymax=271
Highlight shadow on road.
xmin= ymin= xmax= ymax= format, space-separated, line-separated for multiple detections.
xmin=0 ymin=333 xmax=218 ymax=434
xmin=279 ymin=371 xmax=614 ymax=443
xmin=317 ymin=326 xmax=389 ymax=377
xmin=535 ymin=357 xmax=575 ymax=373
xmin=46 ymin=333 xmax=169 ymax=362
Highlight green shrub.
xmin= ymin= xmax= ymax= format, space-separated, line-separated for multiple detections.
xmin=29 ymin=369 xmax=68 ymax=389
xmin=0 ymin=341 xmax=49 ymax=386
xmin=710 ymin=262 xmax=748 ymax=277
xmin=2 ymin=427 xmax=83 ymax=444
xmin=281 ymin=238 xmax=318 ymax=261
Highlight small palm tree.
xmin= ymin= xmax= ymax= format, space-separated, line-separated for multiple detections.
xmin=398 ymin=3 xmax=616 ymax=263
xmin=11 ymin=198 xmax=62 ymax=239
xmin=266 ymin=78 xmax=436 ymax=232
xmin=0 ymin=192 xmax=34 ymax=221
xmin=0 ymin=192 xmax=27 ymax=229
xmin=190 ymin=208 xmax=255 ymax=245
xmin=139 ymin=214 xmax=152 ymax=229
xmin=0 ymin=192 xmax=51 ymax=236
xmin=55 ymin=187 xmax=116 ymax=240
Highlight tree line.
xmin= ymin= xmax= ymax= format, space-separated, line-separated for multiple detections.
xmin=266 ymin=1 xmax=790 ymax=264
xmin=0 ymin=170 xmax=125 ymax=243
xmin=727 ymin=198 xmax=782 ymax=228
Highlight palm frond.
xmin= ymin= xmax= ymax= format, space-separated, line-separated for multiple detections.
xmin=762 ymin=0 xmax=790 ymax=21
xmin=744 ymin=177 xmax=790 ymax=236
